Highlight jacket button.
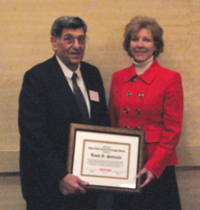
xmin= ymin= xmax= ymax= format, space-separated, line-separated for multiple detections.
xmin=126 ymin=92 xmax=132 ymax=97
xmin=125 ymin=125 xmax=130 ymax=129
xmin=135 ymin=109 xmax=140 ymax=115
xmin=130 ymin=77 xmax=136 ymax=82
xmin=124 ymin=108 xmax=129 ymax=114
xmin=135 ymin=126 xmax=141 ymax=130
xmin=138 ymin=93 xmax=144 ymax=98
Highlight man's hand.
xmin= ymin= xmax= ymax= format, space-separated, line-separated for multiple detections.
xmin=58 ymin=174 xmax=89 ymax=195
xmin=137 ymin=167 xmax=155 ymax=188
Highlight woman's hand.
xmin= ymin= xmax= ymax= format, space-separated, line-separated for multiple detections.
xmin=137 ymin=167 xmax=155 ymax=188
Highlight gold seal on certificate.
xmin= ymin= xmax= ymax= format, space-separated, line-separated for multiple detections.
xmin=67 ymin=123 xmax=145 ymax=193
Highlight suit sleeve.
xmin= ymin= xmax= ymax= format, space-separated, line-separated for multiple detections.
xmin=144 ymin=73 xmax=184 ymax=178
xmin=19 ymin=70 xmax=68 ymax=187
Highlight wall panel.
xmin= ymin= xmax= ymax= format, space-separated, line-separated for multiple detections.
xmin=0 ymin=0 xmax=200 ymax=171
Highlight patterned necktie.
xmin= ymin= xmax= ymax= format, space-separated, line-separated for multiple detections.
xmin=71 ymin=73 xmax=89 ymax=123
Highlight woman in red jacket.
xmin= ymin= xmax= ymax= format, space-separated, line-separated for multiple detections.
xmin=109 ymin=16 xmax=183 ymax=209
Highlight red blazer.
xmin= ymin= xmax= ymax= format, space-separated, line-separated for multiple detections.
xmin=109 ymin=59 xmax=183 ymax=178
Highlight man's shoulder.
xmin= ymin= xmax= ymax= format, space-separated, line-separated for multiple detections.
xmin=80 ymin=61 xmax=99 ymax=72
xmin=80 ymin=61 xmax=103 ymax=84
xmin=20 ymin=57 xmax=60 ymax=88
xmin=27 ymin=56 xmax=56 ymax=72
xmin=22 ymin=56 xmax=59 ymax=82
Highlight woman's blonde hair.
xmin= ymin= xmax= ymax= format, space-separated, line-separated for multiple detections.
xmin=123 ymin=16 xmax=164 ymax=58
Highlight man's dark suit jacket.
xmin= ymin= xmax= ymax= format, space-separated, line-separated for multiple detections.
xmin=18 ymin=55 xmax=110 ymax=209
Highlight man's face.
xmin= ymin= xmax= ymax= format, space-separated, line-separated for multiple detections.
xmin=51 ymin=28 xmax=86 ymax=71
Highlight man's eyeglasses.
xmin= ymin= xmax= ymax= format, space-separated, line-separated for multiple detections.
xmin=63 ymin=35 xmax=86 ymax=45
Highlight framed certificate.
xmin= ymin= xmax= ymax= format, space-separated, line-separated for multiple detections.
xmin=67 ymin=123 xmax=145 ymax=193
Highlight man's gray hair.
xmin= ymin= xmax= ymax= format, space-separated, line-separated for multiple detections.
xmin=51 ymin=16 xmax=87 ymax=38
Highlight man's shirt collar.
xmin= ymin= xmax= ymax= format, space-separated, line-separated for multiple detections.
xmin=56 ymin=55 xmax=81 ymax=79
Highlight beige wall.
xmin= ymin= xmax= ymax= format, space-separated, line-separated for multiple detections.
xmin=1 ymin=0 xmax=200 ymax=170
xmin=0 ymin=0 xmax=200 ymax=209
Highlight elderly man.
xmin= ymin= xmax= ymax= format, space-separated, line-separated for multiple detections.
xmin=19 ymin=16 xmax=110 ymax=209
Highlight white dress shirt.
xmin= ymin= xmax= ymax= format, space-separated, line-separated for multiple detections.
xmin=56 ymin=56 xmax=91 ymax=118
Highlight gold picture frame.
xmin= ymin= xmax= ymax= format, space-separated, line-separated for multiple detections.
xmin=67 ymin=123 xmax=145 ymax=193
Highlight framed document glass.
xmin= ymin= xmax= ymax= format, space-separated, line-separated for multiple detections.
xmin=67 ymin=123 xmax=145 ymax=193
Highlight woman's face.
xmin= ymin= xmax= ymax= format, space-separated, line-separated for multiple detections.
xmin=129 ymin=28 xmax=156 ymax=63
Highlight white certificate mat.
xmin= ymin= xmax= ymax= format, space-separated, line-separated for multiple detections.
xmin=67 ymin=124 xmax=145 ymax=193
